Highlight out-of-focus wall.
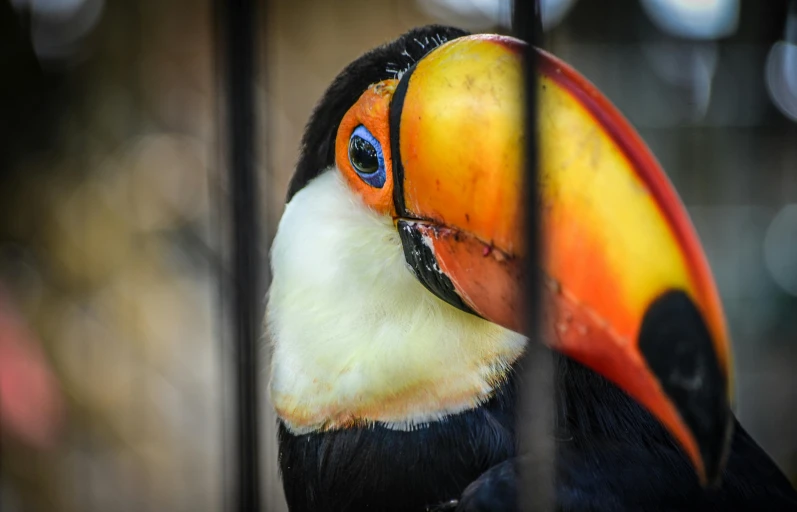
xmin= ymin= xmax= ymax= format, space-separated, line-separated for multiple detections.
xmin=1 ymin=2 xmax=222 ymax=511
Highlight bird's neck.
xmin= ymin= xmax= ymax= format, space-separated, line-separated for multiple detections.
xmin=267 ymin=170 xmax=526 ymax=434
xmin=278 ymin=373 xmax=518 ymax=512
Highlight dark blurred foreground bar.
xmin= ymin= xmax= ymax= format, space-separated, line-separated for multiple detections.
xmin=513 ymin=0 xmax=556 ymax=510
xmin=216 ymin=0 xmax=263 ymax=510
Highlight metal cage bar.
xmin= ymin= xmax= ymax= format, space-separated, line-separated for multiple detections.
xmin=513 ymin=1 xmax=556 ymax=510
xmin=217 ymin=0 xmax=263 ymax=510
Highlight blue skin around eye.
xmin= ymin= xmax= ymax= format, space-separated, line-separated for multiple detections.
xmin=350 ymin=125 xmax=387 ymax=188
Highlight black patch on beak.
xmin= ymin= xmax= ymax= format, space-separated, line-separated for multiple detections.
xmin=389 ymin=62 xmax=415 ymax=219
xmin=638 ymin=290 xmax=732 ymax=484
xmin=397 ymin=220 xmax=475 ymax=316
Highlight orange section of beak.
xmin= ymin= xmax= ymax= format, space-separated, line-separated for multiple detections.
xmin=394 ymin=34 xmax=733 ymax=484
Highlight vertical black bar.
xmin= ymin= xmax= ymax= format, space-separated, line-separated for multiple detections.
xmin=218 ymin=0 xmax=262 ymax=510
xmin=786 ymin=0 xmax=797 ymax=44
xmin=513 ymin=1 xmax=555 ymax=511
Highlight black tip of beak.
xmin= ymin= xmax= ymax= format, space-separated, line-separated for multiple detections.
xmin=639 ymin=290 xmax=733 ymax=485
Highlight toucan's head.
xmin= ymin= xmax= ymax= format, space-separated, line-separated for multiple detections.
xmin=268 ymin=25 xmax=733 ymax=484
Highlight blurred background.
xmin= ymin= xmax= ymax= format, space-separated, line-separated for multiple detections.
xmin=0 ymin=0 xmax=795 ymax=510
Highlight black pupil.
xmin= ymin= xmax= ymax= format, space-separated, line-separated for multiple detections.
xmin=349 ymin=136 xmax=379 ymax=174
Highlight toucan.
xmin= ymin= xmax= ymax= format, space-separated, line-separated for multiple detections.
xmin=266 ymin=25 xmax=797 ymax=511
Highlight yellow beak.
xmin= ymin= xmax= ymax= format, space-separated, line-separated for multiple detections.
xmin=390 ymin=34 xmax=733 ymax=484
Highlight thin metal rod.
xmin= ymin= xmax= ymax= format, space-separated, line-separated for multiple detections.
xmin=786 ymin=0 xmax=797 ymax=44
xmin=218 ymin=0 xmax=262 ymax=510
xmin=513 ymin=0 xmax=556 ymax=510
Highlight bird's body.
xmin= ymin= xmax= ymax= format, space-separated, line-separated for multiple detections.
xmin=279 ymin=357 xmax=797 ymax=511
xmin=277 ymin=377 xmax=514 ymax=512
xmin=555 ymin=360 xmax=796 ymax=512
xmin=268 ymin=25 xmax=797 ymax=511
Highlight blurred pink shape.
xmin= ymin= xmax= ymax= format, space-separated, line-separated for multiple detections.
xmin=0 ymin=286 xmax=63 ymax=449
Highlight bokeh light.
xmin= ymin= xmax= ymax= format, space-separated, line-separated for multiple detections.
xmin=766 ymin=41 xmax=797 ymax=122
xmin=641 ymin=0 xmax=739 ymax=40
xmin=764 ymin=204 xmax=797 ymax=296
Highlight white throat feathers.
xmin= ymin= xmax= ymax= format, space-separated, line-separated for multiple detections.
xmin=267 ymin=169 xmax=527 ymax=435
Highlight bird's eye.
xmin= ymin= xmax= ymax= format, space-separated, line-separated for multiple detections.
xmin=349 ymin=137 xmax=378 ymax=174
xmin=348 ymin=125 xmax=386 ymax=188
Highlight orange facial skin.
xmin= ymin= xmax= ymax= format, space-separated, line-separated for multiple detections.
xmin=335 ymin=80 xmax=398 ymax=216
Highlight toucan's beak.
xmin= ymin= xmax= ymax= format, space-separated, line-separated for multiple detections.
xmin=391 ymin=34 xmax=733 ymax=484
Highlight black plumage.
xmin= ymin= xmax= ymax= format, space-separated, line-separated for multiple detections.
xmin=278 ymin=378 xmax=515 ymax=512
xmin=553 ymin=358 xmax=797 ymax=511
xmin=280 ymin=355 xmax=797 ymax=511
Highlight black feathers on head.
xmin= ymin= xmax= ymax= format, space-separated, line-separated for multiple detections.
xmin=286 ymin=25 xmax=469 ymax=202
